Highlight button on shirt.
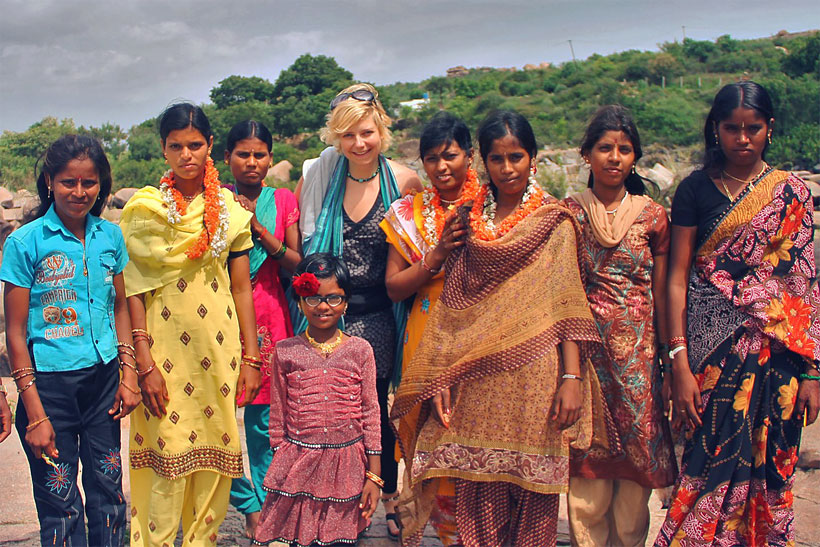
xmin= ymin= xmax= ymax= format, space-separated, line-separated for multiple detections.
xmin=0 ymin=205 xmax=128 ymax=372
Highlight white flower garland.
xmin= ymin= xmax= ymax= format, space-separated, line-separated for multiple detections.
xmin=159 ymin=168 xmax=230 ymax=258
xmin=159 ymin=170 xmax=181 ymax=225
xmin=481 ymin=175 xmax=539 ymax=235
xmin=421 ymin=189 xmax=440 ymax=246
xmin=209 ymin=192 xmax=229 ymax=257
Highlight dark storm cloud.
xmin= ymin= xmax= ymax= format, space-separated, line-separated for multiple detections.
xmin=1 ymin=0 xmax=818 ymax=132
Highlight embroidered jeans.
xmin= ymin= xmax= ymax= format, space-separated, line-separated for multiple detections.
xmin=16 ymin=359 xmax=126 ymax=547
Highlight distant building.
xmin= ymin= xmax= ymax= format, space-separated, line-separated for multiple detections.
xmin=398 ymin=97 xmax=430 ymax=111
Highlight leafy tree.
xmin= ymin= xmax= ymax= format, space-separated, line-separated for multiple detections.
xmin=272 ymin=54 xmax=353 ymax=98
xmin=767 ymin=122 xmax=820 ymax=169
xmin=716 ymin=34 xmax=740 ymax=53
xmin=782 ymin=32 xmax=820 ymax=77
xmin=210 ymin=75 xmax=276 ymax=109
xmin=80 ymin=122 xmax=127 ymax=158
xmin=0 ymin=117 xmax=77 ymax=158
xmin=682 ymin=38 xmax=716 ymax=63
xmin=426 ymin=77 xmax=451 ymax=105
xmin=268 ymin=54 xmax=354 ymax=137
xmin=127 ymin=119 xmax=161 ymax=161
xmin=648 ymin=54 xmax=684 ymax=84
xmin=110 ymin=156 xmax=165 ymax=190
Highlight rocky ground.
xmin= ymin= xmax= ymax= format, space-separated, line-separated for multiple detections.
xmin=1 ymin=394 xmax=819 ymax=546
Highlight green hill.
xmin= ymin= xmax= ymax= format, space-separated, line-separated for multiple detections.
xmin=1 ymin=31 xmax=818 ymax=193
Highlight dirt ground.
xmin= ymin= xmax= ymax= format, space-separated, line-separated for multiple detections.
xmin=1 ymin=385 xmax=818 ymax=546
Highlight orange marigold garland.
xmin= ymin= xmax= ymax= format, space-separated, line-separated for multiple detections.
xmin=421 ymin=168 xmax=480 ymax=246
xmin=159 ymin=156 xmax=229 ymax=259
xmin=469 ymin=176 xmax=545 ymax=241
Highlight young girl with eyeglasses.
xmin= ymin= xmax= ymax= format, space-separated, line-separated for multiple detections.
xmin=254 ymin=253 xmax=383 ymax=546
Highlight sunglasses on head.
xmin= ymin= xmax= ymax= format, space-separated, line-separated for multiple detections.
xmin=329 ymin=89 xmax=375 ymax=111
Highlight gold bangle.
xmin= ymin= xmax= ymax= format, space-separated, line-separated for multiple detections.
xmin=117 ymin=348 xmax=137 ymax=361
xmin=120 ymin=380 xmax=141 ymax=395
xmin=120 ymin=360 xmax=138 ymax=373
xmin=241 ymin=361 xmax=261 ymax=370
xmin=421 ymin=253 xmax=442 ymax=274
xmin=11 ymin=367 xmax=36 ymax=380
xmin=17 ymin=377 xmax=36 ymax=393
xmin=117 ymin=342 xmax=135 ymax=352
xmin=131 ymin=328 xmax=150 ymax=336
xmin=241 ymin=354 xmax=263 ymax=364
xmin=137 ymin=364 xmax=156 ymax=377
xmin=365 ymin=470 xmax=385 ymax=489
xmin=25 ymin=416 xmax=50 ymax=432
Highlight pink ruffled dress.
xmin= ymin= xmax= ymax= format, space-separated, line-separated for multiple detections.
xmin=254 ymin=335 xmax=381 ymax=546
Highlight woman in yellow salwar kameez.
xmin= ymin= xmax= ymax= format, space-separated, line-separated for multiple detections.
xmin=121 ymin=103 xmax=262 ymax=546
xmin=381 ymin=112 xmax=480 ymax=545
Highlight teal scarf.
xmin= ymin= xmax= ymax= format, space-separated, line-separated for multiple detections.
xmin=246 ymin=187 xmax=278 ymax=279
xmin=297 ymin=154 xmax=409 ymax=387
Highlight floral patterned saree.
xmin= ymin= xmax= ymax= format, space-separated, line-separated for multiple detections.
xmin=656 ymin=169 xmax=820 ymax=546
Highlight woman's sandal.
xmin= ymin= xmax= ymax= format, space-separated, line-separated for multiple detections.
xmin=383 ymin=493 xmax=401 ymax=540
xmin=385 ymin=513 xmax=400 ymax=540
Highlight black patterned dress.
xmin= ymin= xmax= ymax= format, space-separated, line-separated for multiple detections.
xmin=342 ymin=193 xmax=396 ymax=380
xmin=342 ymin=191 xmax=400 ymax=492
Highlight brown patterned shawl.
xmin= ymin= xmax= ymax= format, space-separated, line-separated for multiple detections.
xmin=391 ymin=202 xmax=616 ymax=543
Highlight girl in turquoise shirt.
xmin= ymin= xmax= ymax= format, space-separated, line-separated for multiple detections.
xmin=1 ymin=135 xmax=141 ymax=546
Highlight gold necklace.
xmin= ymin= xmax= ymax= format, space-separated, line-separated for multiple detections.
xmin=722 ymin=163 xmax=768 ymax=184
xmin=719 ymin=163 xmax=768 ymax=203
xmin=305 ymin=329 xmax=343 ymax=356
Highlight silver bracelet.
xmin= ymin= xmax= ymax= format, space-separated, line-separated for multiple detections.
xmin=562 ymin=373 xmax=583 ymax=381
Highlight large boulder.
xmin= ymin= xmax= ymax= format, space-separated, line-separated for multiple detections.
xmin=267 ymin=160 xmax=293 ymax=183
xmin=0 ymin=218 xmax=14 ymax=250
xmin=645 ymin=163 xmax=676 ymax=190
xmin=16 ymin=192 xmax=40 ymax=225
xmin=0 ymin=187 xmax=13 ymax=208
xmin=110 ymin=188 xmax=139 ymax=209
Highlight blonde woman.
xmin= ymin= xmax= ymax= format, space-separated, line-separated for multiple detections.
xmin=295 ymin=83 xmax=422 ymax=536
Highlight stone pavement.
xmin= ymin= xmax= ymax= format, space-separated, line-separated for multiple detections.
xmin=1 ymin=383 xmax=819 ymax=546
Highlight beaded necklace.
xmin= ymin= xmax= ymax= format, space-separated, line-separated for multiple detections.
xmin=347 ymin=165 xmax=381 ymax=183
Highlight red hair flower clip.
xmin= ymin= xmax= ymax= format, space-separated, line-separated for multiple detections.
xmin=292 ymin=272 xmax=321 ymax=297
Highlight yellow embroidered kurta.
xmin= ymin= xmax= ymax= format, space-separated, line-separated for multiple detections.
xmin=121 ymin=187 xmax=253 ymax=479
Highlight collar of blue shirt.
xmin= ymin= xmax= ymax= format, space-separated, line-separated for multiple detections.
xmin=43 ymin=203 xmax=105 ymax=240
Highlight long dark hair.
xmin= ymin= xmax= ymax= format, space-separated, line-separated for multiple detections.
xmin=419 ymin=111 xmax=472 ymax=158
xmin=158 ymin=102 xmax=212 ymax=143
xmin=477 ymin=110 xmax=537 ymax=195
xmin=292 ymin=253 xmax=352 ymax=299
xmin=35 ymin=134 xmax=112 ymax=218
xmin=580 ymin=104 xmax=654 ymax=196
xmin=703 ymin=81 xmax=774 ymax=172
xmin=226 ymin=120 xmax=273 ymax=154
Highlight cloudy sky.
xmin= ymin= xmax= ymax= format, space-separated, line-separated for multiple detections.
xmin=1 ymin=0 xmax=817 ymax=133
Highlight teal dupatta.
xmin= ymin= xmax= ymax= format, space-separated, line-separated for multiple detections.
xmin=297 ymin=154 xmax=409 ymax=387
xmin=247 ymin=187 xmax=278 ymax=279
